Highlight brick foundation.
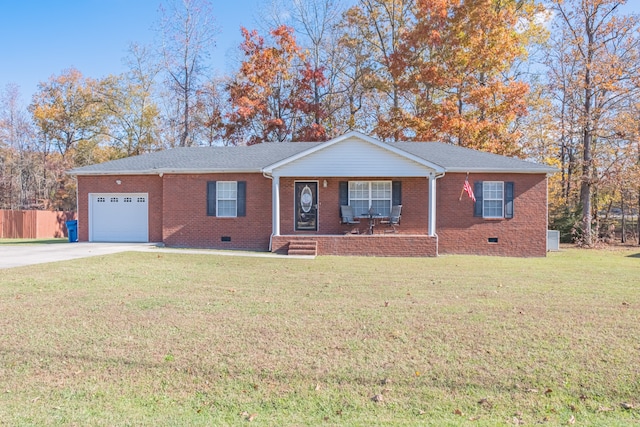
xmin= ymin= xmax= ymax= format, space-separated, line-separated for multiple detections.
xmin=272 ymin=234 xmax=438 ymax=257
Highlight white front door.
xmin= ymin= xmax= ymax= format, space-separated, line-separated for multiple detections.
xmin=89 ymin=193 xmax=149 ymax=242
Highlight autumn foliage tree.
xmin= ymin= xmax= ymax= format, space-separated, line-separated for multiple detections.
xmin=546 ymin=0 xmax=640 ymax=246
xmin=226 ymin=25 xmax=327 ymax=144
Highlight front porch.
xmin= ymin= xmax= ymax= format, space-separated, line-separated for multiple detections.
xmin=271 ymin=234 xmax=438 ymax=257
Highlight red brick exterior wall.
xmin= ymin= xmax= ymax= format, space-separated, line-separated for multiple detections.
xmin=162 ymin=173 xmax=272 ymax=250
xmin=76 ymin=175 xmax=163 ymax=242
xmin=436 ymin=173 xmax=548 ymax=257
xmin=78 ymin=172 xmax=549 ymax=257
xmin=278 ymin=177 xmax=430 ymax=235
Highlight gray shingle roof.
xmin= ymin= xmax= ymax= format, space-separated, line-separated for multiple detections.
xmin=68 ymin=142 xmax=325 ymax=175
xmin=68 ymin=134 xmax=556 ymax=176
xmin=391 ymin=142 xmax=556 ymax=173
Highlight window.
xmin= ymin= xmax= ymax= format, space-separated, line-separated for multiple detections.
xmin=216 ymin=181 xmax=237 ymax=217
xmin=474 ymin=181 xmax=514 ymax=219
xmin=207 ymin=181 xmax=246 ymax=217
xmin=348 ymin=181 xmax=392 ymax=217
xmin=483 ymin=181 xmax=504 ymax=218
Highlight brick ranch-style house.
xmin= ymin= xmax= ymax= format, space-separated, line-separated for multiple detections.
xmin=68 ymin=131 xmax=556 ymax=257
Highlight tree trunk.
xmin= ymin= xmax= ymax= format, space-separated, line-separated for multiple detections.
xmin=581 ymin=26 xmax=594 ymax=246
xmin=621 ymin=193 xmax=626 ymax=244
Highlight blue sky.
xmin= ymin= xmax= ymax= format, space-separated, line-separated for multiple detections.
xmin=1 ymin=0 xmax=639 ymax=105
xmin=0 ymin=0 xmax=262 ymax=101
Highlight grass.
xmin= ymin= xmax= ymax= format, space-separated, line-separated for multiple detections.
xmin=0 ymin=248 xmax=639 ymax=426
xmin=0 ymin=238 xmax=67 ymax=245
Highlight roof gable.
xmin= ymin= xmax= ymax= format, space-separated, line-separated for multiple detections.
xmin=263 ymin=131 xmax=445 ymax=177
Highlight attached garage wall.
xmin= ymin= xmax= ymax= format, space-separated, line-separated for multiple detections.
xmin=77 ymin=175 xmax=163 ymax=242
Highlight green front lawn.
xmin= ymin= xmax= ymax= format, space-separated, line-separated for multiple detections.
xmin=0 ymin=238 xmax=67 ymax=245
xmin=1 ymin=249 xmax=639 ymax=426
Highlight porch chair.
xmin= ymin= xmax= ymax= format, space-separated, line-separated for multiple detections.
xmin=340 ymin=205 xmax=361 ymax=234
xmin=381 ymin=204 xmax=402 ymax=233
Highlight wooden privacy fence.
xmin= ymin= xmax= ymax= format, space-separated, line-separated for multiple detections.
xmin=0 ymin=210 xmax=77 ymax=239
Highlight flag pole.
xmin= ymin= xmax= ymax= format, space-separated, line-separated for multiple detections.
xmin=459 ymin=172 xmax=469 ymax=201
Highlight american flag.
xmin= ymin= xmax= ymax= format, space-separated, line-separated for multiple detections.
xmin=463 ymin=178 xmax=476 ymax=202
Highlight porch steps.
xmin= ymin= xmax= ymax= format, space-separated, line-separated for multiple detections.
xmin=287 ymin=240 xmax=317 ymax=256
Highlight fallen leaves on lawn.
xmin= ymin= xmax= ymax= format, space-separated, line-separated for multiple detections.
xmin=241 ymin=411 xmax=257 ymax=421
xmin=478 ymin=398 xmax=491 ymax=407
xmin=371 ymin=394 xmax=384 ymax=403
xmin=567 ymin=415 xmax=576 ymax=424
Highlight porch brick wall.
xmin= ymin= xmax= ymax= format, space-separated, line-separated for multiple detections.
xmin=76 ymin=175 xmax=163 ymax=242
xmin=278 ymin=177 xmax=430 ymax=235
xmin=436 ymin=173 xmax=548 ymax=257
xmin=162 ymin=173 xmax=272 ymax=250
xmin=272 ymin=235 xmax=438 ymax=257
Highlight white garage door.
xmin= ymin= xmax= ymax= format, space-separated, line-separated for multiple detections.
xmin=89 ymin=193 xmax=149 ymax=242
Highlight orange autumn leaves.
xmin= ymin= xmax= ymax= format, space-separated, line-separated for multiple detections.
xmin=226 ymin=25 xmax=327 ymax=144
xmin=227 ymin=0 xmax=539 ymax=156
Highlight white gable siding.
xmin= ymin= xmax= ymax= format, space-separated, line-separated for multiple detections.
xmin=274 ymin=137 xmax=432 ymax=177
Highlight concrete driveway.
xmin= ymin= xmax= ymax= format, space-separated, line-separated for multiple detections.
xmin=0 ymin=242 xmax=160 ymax=269
xmin=0 ymin=242 xmax=305 ymax=269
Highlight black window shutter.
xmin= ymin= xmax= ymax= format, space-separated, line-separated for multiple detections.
xmin=392 ymin=181 xmax=402 ymax=205
xmin=207 ymin=181 xmax=216 ymax=216
xmin=473 ymin=181 xmax=483 ymax=217
xmin=237 ymin=181 xmax=247 ymax=217
xmin=339 ymin=181 xmax=348 ymax=216
xmin=504 ymin=181 xmax=514 ymax=218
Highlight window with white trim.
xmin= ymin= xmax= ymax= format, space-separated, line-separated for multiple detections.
xmin=483 ymin=181 xmax=504 ymax=218
xmin=216 ymin=181 xmax=237 ymax=217
xmin=348 ymin=181 xmax=392 ymax=216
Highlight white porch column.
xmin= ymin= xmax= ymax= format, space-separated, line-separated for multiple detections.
xmin=272 ymin=175 xmax=281 ymax=236
xmin=428 ymin=173 xmax=437 ymax=236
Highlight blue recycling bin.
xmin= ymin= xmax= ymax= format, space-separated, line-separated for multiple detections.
xmin=65 ymin=220 xmax=78 ymax=243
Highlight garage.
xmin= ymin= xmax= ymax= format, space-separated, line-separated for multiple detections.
xmin=89 ymin=193 xmax=149 ymax=242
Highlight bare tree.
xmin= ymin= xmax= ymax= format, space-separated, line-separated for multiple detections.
xmin=549 ymin=0 xmax=640 ymax=246
xmin=157 ymin=0 xmax=217 ymax=147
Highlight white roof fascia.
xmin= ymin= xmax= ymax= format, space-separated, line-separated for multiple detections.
xmin=262 ymin=130 xmax=446 ymax=175
xmin=70 ymin=168 xmax=262 ymax=176
xmin=445 ymin=166 xmax=558 ymax=174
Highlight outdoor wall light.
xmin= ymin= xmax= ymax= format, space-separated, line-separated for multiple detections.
xmin=323 ymin=180 xmax=327 ymax=188
xmin=115 ymin=179 xmax=122 ymax=185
